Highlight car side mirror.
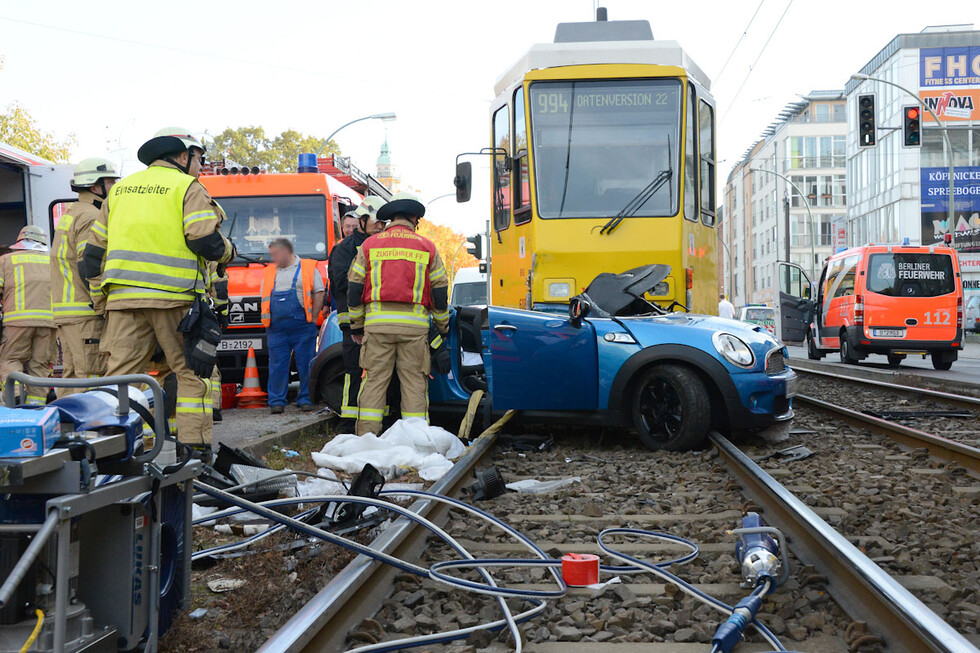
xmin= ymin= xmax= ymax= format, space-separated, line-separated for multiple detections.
xmin=454 ymin=161 xmax=472 ymax=203
xmin=569 ymin=296 xmax=591 ymax=328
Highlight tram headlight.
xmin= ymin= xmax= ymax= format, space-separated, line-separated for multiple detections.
xmin=712 ymin=332 xmax=755 ymax=368
xmin=548 ymin=282 xmax=571 ymax=299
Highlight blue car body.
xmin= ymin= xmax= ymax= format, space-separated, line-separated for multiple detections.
xmin=310 ymin=303 xmax=797 ymax=439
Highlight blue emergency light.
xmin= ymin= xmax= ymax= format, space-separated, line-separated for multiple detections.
xmin=298 ymin=153 xmax=318 ymax=173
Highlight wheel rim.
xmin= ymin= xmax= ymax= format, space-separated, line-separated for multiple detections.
xmin=638 ymin=377 xmax=684 ymax=443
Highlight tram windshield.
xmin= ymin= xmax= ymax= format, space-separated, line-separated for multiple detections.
xmin=529 ymin=78 xmax=682 ymax=219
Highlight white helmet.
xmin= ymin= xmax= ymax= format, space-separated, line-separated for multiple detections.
xmin=18 ymin=225 xmax=47 ymax=245
xmin=72 ymin=157 xmax=120 ymax=188
xmin=353 ymin=196 xmax=386 ymax=219
xmin=137 ymin=127 xmax=205 ymax=166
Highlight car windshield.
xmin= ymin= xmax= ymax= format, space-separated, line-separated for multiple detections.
xmin=744 ymin=308 xmax=773 ymax=321
xmin=216 ymin=195 xmax=327 ymax=262
xmin=866 ymin=253 xmax=955 ymax=297
xmin=452 ymin=281 xmax=487 ymax=306
xmin=529 ymin=79 xmax=682 ymax=219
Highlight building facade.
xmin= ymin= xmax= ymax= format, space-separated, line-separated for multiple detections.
xmin=845 ymin=25 xmax=980 ymax=305
xmin=376 ymin=135 xmax=400 ymax=191
xmin=722 ymin=91 xmax=847 ymax=307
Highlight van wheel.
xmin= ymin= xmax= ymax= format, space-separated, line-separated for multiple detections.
xmin=931 ymin=353 xmax=954 ymax=371
xmin=839 ymin=332 xmax=859 ymax=364
xmin=886 ymin=354 xmax=905 ymax=367
xmin=631 ymin=365 xmax=710 ymax=451
xmin=806 ymin=332 xmax=822 ymax=360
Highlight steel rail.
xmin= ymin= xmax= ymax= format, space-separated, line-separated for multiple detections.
xmin=257 ymin=427 xmax=500 ymax=653
xmin=711 ymin=432 xmax=978 ymax=653
xmin=794 ymin=394 xmax=980 ymax=476
xmin=794 ymin=366 xmax=980 ymax=410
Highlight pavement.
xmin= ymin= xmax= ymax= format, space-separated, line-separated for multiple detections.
xmin=212 ymin=403 xmax=332 ymax=452
xmin=785 ymin=337 xmax=980 ymax=390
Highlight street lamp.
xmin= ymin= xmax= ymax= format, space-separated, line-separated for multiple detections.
xmin=749 ymin=167 xmax=816 ymax=282
xmin=850 ymin=73 xmax=955 ymax=232
xmin=716 ymin=233 xmax=735 ymax=301
xmin=315 ymin=112 xmax=397 ymax=157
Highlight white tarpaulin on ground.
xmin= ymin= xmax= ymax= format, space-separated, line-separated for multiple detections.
xmin=311 ymin=418 xmax=467 ymax=481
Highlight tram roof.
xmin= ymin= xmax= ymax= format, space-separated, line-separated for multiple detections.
xmin=494 ymin=38 xmax=711 ymax=97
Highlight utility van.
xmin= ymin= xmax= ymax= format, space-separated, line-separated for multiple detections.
xmin=780 ymin=246 xmax=963 ymax=370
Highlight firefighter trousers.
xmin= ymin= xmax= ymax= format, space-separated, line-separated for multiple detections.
xmin=57 ymin=317 xmax=108 ymax=397
xmin=0 ymin=326 xmax=55 ymax=406
xmin=340 ymin=329 xmax=362 ymax=422
xmin=356 ymin=329 xmax=429 ymax=436
xmin=101 ymin=307 xmax=212 ymax=445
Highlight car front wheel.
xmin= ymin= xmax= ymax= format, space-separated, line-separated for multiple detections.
xmin=315 ymin=358 xmax=346 ymax=413
xmin=631 ymin=364 xmax=711 ymax=451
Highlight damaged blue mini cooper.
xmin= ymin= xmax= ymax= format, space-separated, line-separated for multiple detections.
xmin=311 ymin=265 xmax=797 ymax=450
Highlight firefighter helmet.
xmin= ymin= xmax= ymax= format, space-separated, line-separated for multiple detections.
xmin=72 ymin=157 xmax=120 ymax=188
xmin=137 ymin=127 xmax=205 ymax=166
xmin=378 ymin=192 xmax=426 ymax=222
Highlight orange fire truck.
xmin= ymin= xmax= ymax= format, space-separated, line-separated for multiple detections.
xmin=200 ymin=154 xmax=391 ymax=382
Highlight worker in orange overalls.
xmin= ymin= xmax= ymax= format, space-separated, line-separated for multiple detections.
xmin=51 ymin=158 xmax=120 ymax=395
xmin=0 ymin=226 xmax=56 ymax=405
xmin=347 ymin=192 xmax=450 ymax=436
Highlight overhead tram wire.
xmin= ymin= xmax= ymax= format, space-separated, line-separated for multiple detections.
xmin=0 ymin=15 xmax=488 ymax=106
xmin=719 ymin=0 xmax=795 ymax=126
xmin=713 ymin=0 xmax=766 ymax=83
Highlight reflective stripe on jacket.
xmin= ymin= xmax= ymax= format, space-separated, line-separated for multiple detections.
xmin=260 ymin=258 xmax=318 ymax=326
xmin=100 ymin=166 xmax=202 ymax=304
xmin=0 ymin=251 xmax=54 ymax=326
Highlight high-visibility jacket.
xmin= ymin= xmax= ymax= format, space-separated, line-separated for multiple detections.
xmin=51 ymin=194 xmax=101 ymax=323
xmin=349 ymin=224 xmax=447 ymax=330
xmin=260 ymin=258 xmax=319 ymax=326
xmin=97 ymin=166 xmax=203 ymax=305
xmin=0 ymin=249 xmax=55 ymax=327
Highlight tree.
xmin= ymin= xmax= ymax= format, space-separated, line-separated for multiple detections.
xmin=417 ymin=221 xmax=479 ymax=283
xmin=0 ymin=102 xmax=75 ymax=162
xmin=206 ymin=125 xmax=340 ymax=172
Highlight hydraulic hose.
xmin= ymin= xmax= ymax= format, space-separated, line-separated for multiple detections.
xmin=194 ymin=487 xmax=789 ymax=652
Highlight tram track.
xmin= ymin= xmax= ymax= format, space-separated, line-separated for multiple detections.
xmin=256 ymin=418 xmax=977 ymax=653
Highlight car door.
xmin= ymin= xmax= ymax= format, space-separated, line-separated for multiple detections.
xmin=488 ymin=307 xmax=598 ymax=411
xmin=777 ymin=261 xmax=812 ymax=343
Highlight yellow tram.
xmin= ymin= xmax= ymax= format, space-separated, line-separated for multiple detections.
xmin=459 ymin=12 xmax=718 ymax=313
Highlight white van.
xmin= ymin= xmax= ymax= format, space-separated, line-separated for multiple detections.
xmin=451 ymin=267 xmax=488 ymax=306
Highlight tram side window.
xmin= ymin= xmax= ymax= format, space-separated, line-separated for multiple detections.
xmin=513 ymin=88 xmax=531 ymax=223
xmin=683 ymin=85 xmax=698 ymax=222
xmin=493 ymin=105 xmax=511 ymax=232
xmin=699 ymin=100 xmax=715 ymax=225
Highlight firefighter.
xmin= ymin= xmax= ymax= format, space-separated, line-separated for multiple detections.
xmin=328 ymin=195 xmax=385 ymax=431
xmin=261 ymin=238 xmax=324 ymax=414
xmin=51 ymin=158 xmax=120 ymax=396
xmin=347 ymin=192 xmax=449 ymax=436
xmin=80 ymin=127 xmax=234 ymax=448
xmin=0 ymin=226 xmax=56 ymax=405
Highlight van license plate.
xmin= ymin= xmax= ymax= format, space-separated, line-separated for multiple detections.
xmin=218 ymin=338 xmax=263 ymax=352
xmin=873 ymin=329 xmax=905 ymax=338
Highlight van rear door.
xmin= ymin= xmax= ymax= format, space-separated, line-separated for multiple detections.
xmin=863 ymin=252 xmax=958 ymax=342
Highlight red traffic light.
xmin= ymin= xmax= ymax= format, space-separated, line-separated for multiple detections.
xmin=906 ymin=107 xmax=920 ymax=120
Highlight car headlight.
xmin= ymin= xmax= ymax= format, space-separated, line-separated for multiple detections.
xmin=712 ymin=332 xmax=756 ymax=368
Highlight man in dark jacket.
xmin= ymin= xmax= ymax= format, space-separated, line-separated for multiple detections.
xmin=328 ymin=196 xmax=385 ymax=431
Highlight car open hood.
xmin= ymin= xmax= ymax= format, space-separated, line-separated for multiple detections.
xmin=580 ymin=264 xmax=671 ymax=316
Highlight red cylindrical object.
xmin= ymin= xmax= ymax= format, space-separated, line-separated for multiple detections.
xmin=561 ymin=553 xmax=599 ymax=586
xmin=221 ymin=383 xmax=239 ymax=410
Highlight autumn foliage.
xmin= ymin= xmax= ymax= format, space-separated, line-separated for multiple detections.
xmin=417 ymin=221 xmax=478 ymax=283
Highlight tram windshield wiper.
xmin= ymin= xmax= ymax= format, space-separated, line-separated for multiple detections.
xmin=599 ymin=166 xmax=673 ymax=236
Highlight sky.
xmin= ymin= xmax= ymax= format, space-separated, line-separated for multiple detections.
xmin=0 ymin=0 xmax=976 ymax=235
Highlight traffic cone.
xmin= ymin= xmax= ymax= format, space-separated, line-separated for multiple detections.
xmin=236 ymin=347 xmax=267 ymax=409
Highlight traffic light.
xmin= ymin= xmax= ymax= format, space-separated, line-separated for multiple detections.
xmin=466 ymin=234 xmax=483 ymax=260
xmin=858 ymin=94 xmax=876 ymax=147
xmin=903 ymin=105 xmax=922 ymax=147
